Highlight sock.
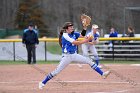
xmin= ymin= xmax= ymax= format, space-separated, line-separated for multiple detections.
xmin=94 ymin=55 xmax=99 ymax=65
xmin=42 ymin=73 xmax=53 ymax=84
xmin=91 ymin=64 xmax=103 ymax=75
xmin=95 ymin=60 xmax=99 ymax=65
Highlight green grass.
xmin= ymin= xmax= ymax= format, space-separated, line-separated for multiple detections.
xmin=0 ymin=61 xmax=26 ymax=65
xmin=0 ymin=60 xmax=139 ymax=65
xmin=0 ymin=60 xmax=59 ymax=65
xmin=46 ymin=42 xmax=61 ymax=54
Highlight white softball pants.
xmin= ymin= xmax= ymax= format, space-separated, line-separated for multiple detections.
xmin=81 ymin=43 xmax=98 ymax=58
xmin=51 ymin=53 xmax=95 ymax=76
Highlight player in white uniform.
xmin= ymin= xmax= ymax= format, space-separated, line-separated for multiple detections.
xmin=81 ymin=24 xmax=102 ymax=68
xmin=39 ymin=22 xmax=110 ymax=89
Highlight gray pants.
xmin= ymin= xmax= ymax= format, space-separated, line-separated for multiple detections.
xmin=26 ymin=44 xmax=36 ymax=64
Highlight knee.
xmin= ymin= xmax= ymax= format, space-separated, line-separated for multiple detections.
xmin=94 ymin=55 xmax=99 ymax=60
xmin=51 ymin=69 xmax=61 ymax=76
xmin=51 ymin=71 xmax=57 ymax=77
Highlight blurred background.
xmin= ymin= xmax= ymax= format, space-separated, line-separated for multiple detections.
xmin=0 ymin=0 xmax=140 ymax=61
xmin=0 ymin=0 xmax=140 ymax=38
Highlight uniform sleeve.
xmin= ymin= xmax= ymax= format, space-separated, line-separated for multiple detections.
xmin=33 ymin=29 xmax=39 ymax=36
xmin=22 ymin=31 xmax=26 ymax=44
xmin=35 ymin=32 xmax=39 ymax=44
xmin=63 ymin=33 xmax=75 ymax=43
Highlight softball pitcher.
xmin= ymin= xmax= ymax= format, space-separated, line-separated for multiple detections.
xmin=39 ymin=22 xmax=110 ymax=89
xmin=81 ymin=24 xmax=101 ymax=67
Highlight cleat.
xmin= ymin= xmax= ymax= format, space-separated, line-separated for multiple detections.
xmin=102 ymin=71 xmax=111 ymax=79
xmin=39 ymin=82 xmax=45 ymax=89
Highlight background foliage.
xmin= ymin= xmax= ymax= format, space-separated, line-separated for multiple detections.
xmin=0 ymin=0 xmax=139 ymax=37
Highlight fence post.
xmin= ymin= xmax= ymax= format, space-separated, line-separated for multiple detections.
xmin=44 ymin=41 xmax=47 ymax=61
xmin=13 ymin=42 xmax=15 ymax=61
xmin=112 ymin=41 xmax=115 ymax=60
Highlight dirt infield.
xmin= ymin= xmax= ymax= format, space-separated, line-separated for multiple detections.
xmin=0 ymin=64 xmax=140 ymax=93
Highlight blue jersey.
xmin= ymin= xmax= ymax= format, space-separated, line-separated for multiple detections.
xmin=109 ymin=31 xmax=118 ymax=37
xmin=61 ymin=32 xmax=80 ymax=54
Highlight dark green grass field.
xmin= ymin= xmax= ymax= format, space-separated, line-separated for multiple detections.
xmin=0 ymin=60 xmax=139 ymax=65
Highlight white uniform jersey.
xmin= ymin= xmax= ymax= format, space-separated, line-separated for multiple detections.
xmin=86 ymin=31 xmax=100 ymax=42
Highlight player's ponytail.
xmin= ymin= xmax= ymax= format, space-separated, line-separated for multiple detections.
xmin=59 ymin=29 xmax=65 ymax=47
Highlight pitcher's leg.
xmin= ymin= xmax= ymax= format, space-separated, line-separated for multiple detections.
xmin=91 ymin=63 xmax=103 ymax=75
xmin=90 ymin=45 xmax=99 ymax=65
xmin=73 ymin=54 xmax=103 ymax=75
xmin=81 ymin=44 xmax=89 ymax=56
xmin=42 ymin=73 xmax=53 ymax=85
xmin=39 ymin=55 xmax=71 ymax=89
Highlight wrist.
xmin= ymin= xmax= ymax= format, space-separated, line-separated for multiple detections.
xmin=81 ymin=29 xmax=86 ymax=36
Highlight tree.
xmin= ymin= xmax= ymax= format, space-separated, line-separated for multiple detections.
xmin=15 ymin=0 xmax=49 ymax=37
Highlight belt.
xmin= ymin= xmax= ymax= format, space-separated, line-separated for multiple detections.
xmin=63 ymin=52 xmax=76 ymax=54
